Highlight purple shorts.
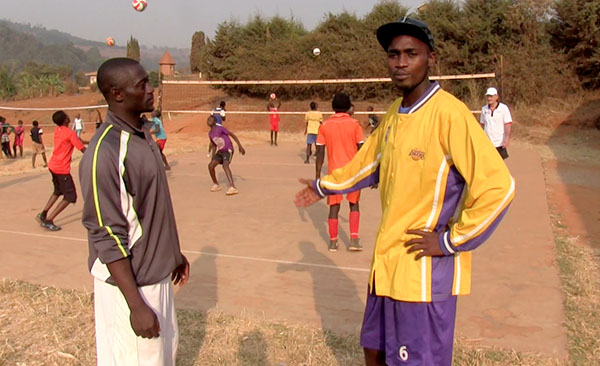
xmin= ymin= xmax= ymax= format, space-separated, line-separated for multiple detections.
xmin=360 ymin=288 xmax=457 ymax=366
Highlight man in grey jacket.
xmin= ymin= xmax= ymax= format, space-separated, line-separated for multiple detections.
xmin=79 ymin=57 xmax=189 ymax=365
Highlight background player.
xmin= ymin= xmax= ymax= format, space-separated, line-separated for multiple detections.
xmin=30 ymin=120 xmax=47 ymax=168
xmin=12 ymin=120 xmax=25 ymax=158
xmin=268 ymin=93 xmax=281 ymax=146
xmin=315 ymin=93 xmax=364 ymax=252
xmin=207 ymin=115 xmax=245 ymax=195
xmin=150 ymin=109 xmax=171 ymax=170
xmin=36 ymin=110 xmax=87 ymax=231
xmin=304 ymin=101 xmax=322 ymax=164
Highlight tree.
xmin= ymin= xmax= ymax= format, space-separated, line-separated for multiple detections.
xmin=190 ymin=31 xmax=206 ymax=73
xmin=127 ymin=36 xmax=141 ymax=62
xmin=550 ymin=0 xmax=600 ymax=89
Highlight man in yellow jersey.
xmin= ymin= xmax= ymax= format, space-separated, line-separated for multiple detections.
xmin=304 ymin=101 xmax=323 ymax=164
xmin=295 ymin=17 xmax=514 ymax=366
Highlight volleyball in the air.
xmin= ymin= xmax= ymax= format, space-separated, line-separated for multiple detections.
xmin=106 ymin=37 xmax=115 ymax=46
xmin=132 ymin=0 xmax=147 ymax=12
xmin=312 ymin=47 xmax=321 ymax=56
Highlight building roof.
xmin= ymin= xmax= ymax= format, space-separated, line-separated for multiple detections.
xmin=159 ymin=51 xmax=176 ymax=65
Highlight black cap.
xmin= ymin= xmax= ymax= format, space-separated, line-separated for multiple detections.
xmin=332 ymin=93 xmax=351 ymax=112
xmin=376 ymin=17 xmax=435 ymax=51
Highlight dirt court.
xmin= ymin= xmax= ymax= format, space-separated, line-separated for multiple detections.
xmin=0 ymin=123 xmax=568 ymax=359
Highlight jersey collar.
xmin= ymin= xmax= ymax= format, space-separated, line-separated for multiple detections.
xmin=398 ymin=81 xmax=441 ymax=114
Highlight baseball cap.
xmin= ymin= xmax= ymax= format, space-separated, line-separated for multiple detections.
xmin=376 ymin=17 xmax=435 ymax=51
xmin=486 ymin=87 xmax=498 ymax=96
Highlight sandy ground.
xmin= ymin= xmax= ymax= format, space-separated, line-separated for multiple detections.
xmin=2 ymin=91 xmax=599 ymax=359
xmin=0 ymin=137 xmax=568 ymax=358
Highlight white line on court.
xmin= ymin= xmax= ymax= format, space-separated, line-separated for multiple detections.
xmin=0 ymin=229 xmax=370 ymax=273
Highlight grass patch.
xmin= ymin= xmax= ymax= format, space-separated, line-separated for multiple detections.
xmin=551 ymin=214 xmax=600 ymax=365
xmin=1 ymin=278 xmax=566 ymax=366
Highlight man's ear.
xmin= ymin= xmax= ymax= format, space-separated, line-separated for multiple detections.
xmin=427 ymin=51 xmax=436 ymax=69
xmin=110 ymin=87 xmax=124 ymax=103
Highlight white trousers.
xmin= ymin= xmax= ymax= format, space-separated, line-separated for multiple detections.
xmin=94 ymin=276 xmax=179 ymax=366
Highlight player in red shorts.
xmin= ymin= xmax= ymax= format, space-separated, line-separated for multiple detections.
xmin=267 ymin=93 xmax=281 ymax=146
xmin=315 ymin=93 xmax=365 ymax=252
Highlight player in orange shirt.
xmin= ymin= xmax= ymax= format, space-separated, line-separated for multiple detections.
xmin=315 ymin=93 xmax=365 ymax=252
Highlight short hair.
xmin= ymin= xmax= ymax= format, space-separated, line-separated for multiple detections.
xmin=219 ymin=101 xmax=226 ymax=108
xmin=367 ymin=106 xmax=374 ymax=111
xmin=97 ymin=58 xmax=141 ymax=99
xmin=310 ymin=101 xmax=317 ymax=110
xmin=332 ymin=93 xmax=351 ymax=113
xmin=207 ymin=115 xmax=217 ymax=122
xmin=32 ymin=120 xmax=39 ymax=126
xmin=52 ymin=110 xmax=68 ymax=126
xmin=0 ymin=116 xmax=4 ymax=122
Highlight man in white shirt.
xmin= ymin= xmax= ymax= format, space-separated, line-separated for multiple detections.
xmin=73 ymin=113 xmax=84 ymax=138
xmin=480 ymin=87 xmax=512 ymax=159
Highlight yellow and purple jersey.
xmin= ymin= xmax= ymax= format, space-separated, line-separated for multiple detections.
xmin=313 ymin=82 xmax=515 ymax=302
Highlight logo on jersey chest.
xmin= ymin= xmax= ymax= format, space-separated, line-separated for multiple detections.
xmin=408 ymin=148 xmax=425 ymax=161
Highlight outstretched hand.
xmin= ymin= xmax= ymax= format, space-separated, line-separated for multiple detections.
xmin=294 ymin=178 xmax=321 ymax=207
xmin=404 ymin=229 xmax=444 ymax=260
xmin=239 ymin=146 xmax=246 ymax=155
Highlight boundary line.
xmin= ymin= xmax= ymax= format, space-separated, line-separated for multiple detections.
xmin=0 ymin=229 xmax=370 ymax=273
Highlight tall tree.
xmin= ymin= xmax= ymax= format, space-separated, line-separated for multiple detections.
xmin=550 ymin=0 xmax=600 ymax=89
xmin=127 ymin=36 xmax=141 ymax=62
xmin=190 ymin=31 xmax=206 ymax=73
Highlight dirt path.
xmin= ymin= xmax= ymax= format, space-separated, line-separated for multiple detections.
xmin=0 ymin=137 xmax=567 ymax=357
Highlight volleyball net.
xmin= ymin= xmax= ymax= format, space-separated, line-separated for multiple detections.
xmin=0 ymin=73 xmax=495 ymax=128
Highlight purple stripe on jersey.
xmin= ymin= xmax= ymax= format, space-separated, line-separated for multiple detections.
xmin=315 ymin=166 xmax=380 ymax=198
xmin=434 ymin=165 xmax=466 ymax=233
xmin=431 ymin=255 xmax=455 ymax=301
xmin=451 ymin=203 xmax=511 ymax=251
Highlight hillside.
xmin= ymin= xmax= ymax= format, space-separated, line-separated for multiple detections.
xmin=0 ymin=19 xmax=190 ymax=72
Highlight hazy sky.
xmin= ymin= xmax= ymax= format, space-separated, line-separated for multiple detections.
xmin=0 ymin=0 xmax=423 ymax=48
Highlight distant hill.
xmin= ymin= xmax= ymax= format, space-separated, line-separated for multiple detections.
xmin=0 ymin=19 xmax=190 ymax=73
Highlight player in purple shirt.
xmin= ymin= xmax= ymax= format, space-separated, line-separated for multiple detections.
xmin=207 ymin=115 xmax=245 ymax=195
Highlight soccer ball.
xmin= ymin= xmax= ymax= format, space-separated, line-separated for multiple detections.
xmin=106 ymin=37 xmax=115 ymax=46
xmin=312 ymin=47 xmax=321 ymax=56
xmin=132 ymin=0 xmax=147 ymax=11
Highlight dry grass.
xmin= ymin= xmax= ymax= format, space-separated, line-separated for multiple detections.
xmin=0 ymin=278 xmax=568 ymax=366
xmin=551 ymin=216 xmax=600 ymax=365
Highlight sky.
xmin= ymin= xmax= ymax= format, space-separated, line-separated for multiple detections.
xmin=0 ymin=0 xmax=423 ymax=49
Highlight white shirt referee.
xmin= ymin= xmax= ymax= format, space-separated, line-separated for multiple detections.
xmin=480 ymin=87 xmax=512 ymax=149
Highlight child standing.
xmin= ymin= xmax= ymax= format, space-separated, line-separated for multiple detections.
xmin=267 ymin=93 xmax=281 ymax=146
xmin=207 ymin=115 xmax=245 ymax=195
xmin=36 ymin=110 xmax=87 ymax=231
xmin=30 ymin=120 xmax=48 ymax=168
xmin=150 ymin=109 xmax=171 ymax=170
xmin=12 ymin=120 xmax=25 ymax=158
xmin=0 ymin=117 xmax=13 ymax=159
xmin=304 ymin=101 xmax=322 ymax=164
xmin=72 ymin=113 xmax=84 ymax=138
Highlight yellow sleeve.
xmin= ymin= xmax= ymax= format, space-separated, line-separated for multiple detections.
xmin=438 ymin=102 xmax=515 ymax=254
xmin=315 ymin=99 xmax=400 ymax=197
